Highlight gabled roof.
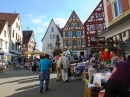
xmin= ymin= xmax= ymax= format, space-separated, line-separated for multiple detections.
xmin=0 ymin=20 xmax=6 ymax=34
xmin=63 ymin=10 xmax=84 ymax=29
xmin=84 ymin=0 xmax=103 ymax=24
xmin=0 ymin=12 xmax=19 ymax=26
xmin=41 ymin=19 xmax=62 ymax=41
xmin=22 ymin=30 xmax=33 ymax=44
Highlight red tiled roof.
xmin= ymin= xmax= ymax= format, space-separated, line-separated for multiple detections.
xmin=0 ymin=12 xmax=19 ymax=25
xmin=0 ymin=20 xmax=6 ymax=34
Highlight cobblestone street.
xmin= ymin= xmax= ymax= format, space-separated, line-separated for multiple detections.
xmin=0 ymin=68 xmax=84 ymax=97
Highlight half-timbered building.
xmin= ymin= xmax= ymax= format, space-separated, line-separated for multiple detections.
xmin=63 ymin=11 xmax=86 ymax=57
xmin=84 ymin=0 xmax=106 ymax=54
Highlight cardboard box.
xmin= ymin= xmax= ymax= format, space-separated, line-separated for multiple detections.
xmin=82 ymin=72 xmax=89 ymax=79
xmin=98 ymin=90 xmax=105 ymax=97
xmin=84 ymin=85 xmax=99 ymax=97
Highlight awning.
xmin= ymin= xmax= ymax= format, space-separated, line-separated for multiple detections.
xmin=23 ymin=52 xmax=45 ymax=55
xmin=0 ymin=50 xmax=11 ymax=56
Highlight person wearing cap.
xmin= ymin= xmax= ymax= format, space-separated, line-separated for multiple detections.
xmin=104 ymin=55 xmax=130 ymax=97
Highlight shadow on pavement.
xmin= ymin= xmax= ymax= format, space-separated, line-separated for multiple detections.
xmin=6 ymin=78 xmax=84 ymax=97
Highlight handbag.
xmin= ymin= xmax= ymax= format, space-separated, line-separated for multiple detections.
xmin=125 ymin=62 xmax=130 ymax=97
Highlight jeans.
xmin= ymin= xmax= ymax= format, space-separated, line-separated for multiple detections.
xmin=40 ymin=70 xmax=50 ymax=90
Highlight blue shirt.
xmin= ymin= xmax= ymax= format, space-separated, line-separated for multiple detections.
xmin=40 ymin=58 xmax=52 ymax=71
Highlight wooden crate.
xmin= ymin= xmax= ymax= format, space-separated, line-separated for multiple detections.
xmin=84 ymin=85 xmax=99 ymax=97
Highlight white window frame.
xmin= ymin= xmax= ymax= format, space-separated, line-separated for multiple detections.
xmin=5 ymin=42 xmax=7 ymax=49
xmin=89 ymin=25 xmax=95 ymax=31
xmin=76 ymin=31 xmax=81 ymax=36
xmin=112 ymin=0 xmax=123 ymax=18
xmin=51 ymin=27 xmax=54 ymax=32
xmin=71 ymin=23 xmax=77 ymax=27
xmin=77 ymin=40 xmax=81 ymax=45
xmin=98 ymin=24 xmax=103 ymax=30
xmin=47 ymin=43 xmax=52 ymax=48
xmin=97 ymin=13 xmax=103 ymax=18
xmin=68 ymin=32 xmax=72 ymax=37
xmin=68 ymin=41 xmax=72 ymax=46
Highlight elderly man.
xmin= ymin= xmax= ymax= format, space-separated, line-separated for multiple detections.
xmin=59 ymin=53 xmax=70 ymax=82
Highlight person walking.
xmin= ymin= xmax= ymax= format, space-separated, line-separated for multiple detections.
xmin=59 ymin=53 xmax=70 ymax=82
xmin=32 ymin=56 xmax=37 ymax=72
xmin=55 ymin=54 xmax=62 ymax=82
xmin=13 ymin=57 xmax=18 ymax=69
xmin=39 ymin=54 xmax=52 ymax=93
xmin=104 ymin=55 xmax=130 ymax=97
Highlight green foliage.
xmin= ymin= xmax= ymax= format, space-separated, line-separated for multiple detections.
xmin=52 ymin=49 xmax=62 ymax=56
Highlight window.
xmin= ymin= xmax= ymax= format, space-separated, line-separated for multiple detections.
xmin=13 ymin=30 xmax=14 ymax=38
xmin=0 ymin=39 xmax=2 ymax=48
xmin=16 ymin=22 xmax=18 ymax=28
xmin=15 ymin=44 xmax=17 ymax=51
xmin=50 ymin=35 xmax=56 ymax=39
xmin=64 ymin=41 xmax=66 ymax=46
xmin=16 ymin=33 xmax=17 ymax=40
xmin=73 ymin=15 xmax=75 ymax=19
xmin=123 ymin=32 xmax=126 ymax=37
xmin=5 ymin=42 xmax=7 ymax=49
xmin=19 ymin=26 xmax=20 ymax=30
xmin=89 ymin=25 xmax=95 ymax=31
xmin=47 ymin=44 xmax=52 ymax=48
xmin=98 ymin=24 xmax=103 ymax=30
xmin=68 ymin=41 xmax=72 ymax=46
xmin=68 ymin=32 xmax=72 ymax=37
xmin=51 ymin=27 xmax=54 ymax=32
xmin=4 ymin=30 xmax=6 ymax=37
xmin=20 ymin=46 xmax=21 ymax=52
xmin=12 ymin=43 xmax=14 ymax=50
xmin=76 ymin=31 xmax=81 ymax=36
xmin=71 ymin=23 xmax=77 ymax=27
xmin=83 ymin=40 xmax=85 ymax=45
xmin=23 ymin=44 xmax=26 ymax=48
xmin=77 ymin=40 xmax=81 ymax=45
xmin=18 ymin=17 xmax=19 ymax=20
xmin=97 ymin=13 xmax=103 ymax=18
xmin=113 ymin=0 xmax=122 ymax=17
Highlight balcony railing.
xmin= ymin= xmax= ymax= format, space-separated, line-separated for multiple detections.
xmin=16 ymin=40 xmax=22 ymax=45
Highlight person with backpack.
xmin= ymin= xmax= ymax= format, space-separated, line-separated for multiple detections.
xmin=104 ymin=55 xmax=130 ymax=97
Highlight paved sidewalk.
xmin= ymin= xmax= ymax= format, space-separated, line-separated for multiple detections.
xmin=0 ymin=68 xmax=84 ymax=97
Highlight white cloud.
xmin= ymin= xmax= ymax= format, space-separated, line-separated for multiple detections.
xmin=33 ymin=27 xmax=45 ymax=34
xmin=32 ymin=19 xmax=42 ymax=24
xmin=26 ymin=14 xmax=32 ymax=18
xmin=53 ymin=18 xmax=68 ymax=28
xmin=42 ymin=22 xmax=49 ymax=27
xmin=39 ymin=15 xmax=46 ymax=19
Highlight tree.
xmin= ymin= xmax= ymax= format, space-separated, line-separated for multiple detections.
xmin=52 ymin=49 xmax=62 ymax=56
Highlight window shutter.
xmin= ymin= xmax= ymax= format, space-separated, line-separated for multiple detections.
xmin=75 ymin=40 xmax=77 ymax=46
xmin=72 ymin=31 xmax=75 ymax=36
xmin=81 ymin=31 xmax=83 ymax=36
xmin=65 ymin=32 xmax=68 ymax=37
xmin=72 ymin=40 xmax=75 ymax=46
xmin=107 ymin=4 xmax=113 ymax=22
xmin=121 ymin=0 xmax=129 ymax=12
xmin=66 ymin=41 xmax=68 ymax=46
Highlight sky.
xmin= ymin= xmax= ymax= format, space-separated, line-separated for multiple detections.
xmin=0 ymin=0 xmax=101 ymax=51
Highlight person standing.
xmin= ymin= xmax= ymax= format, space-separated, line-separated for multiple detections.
xmin=32 ymin=56 xmax=37 ymax=72
xmin=59 ymin=53 xmax=70 ymax=82
xmin=104 ymin=55 xmax=130 ymax=97
xmin=88 ymin=53 xmax=99 ymax=83
xmin=55 ymin=54 xmax=62 ymax=81
xmin=13 ymin=57 xmax=18 ymax=69
xmin=39 ymin=54 xmax=52 ymax=93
